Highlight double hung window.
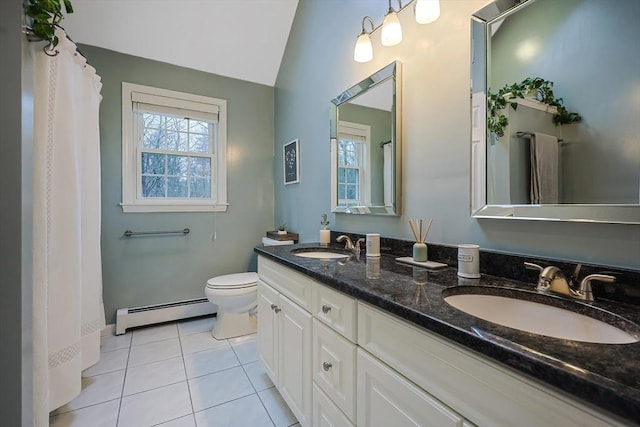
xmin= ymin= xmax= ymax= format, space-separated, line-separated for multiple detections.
xmin=121 ymin=83 xmax=227 ymax=212
xmin=337 ymin=121 xmax=370 ymax=207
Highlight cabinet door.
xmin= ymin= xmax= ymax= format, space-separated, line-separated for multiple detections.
xmin=257 ymin=280 xmax=279 ymax=383
xmin=279 ymin=293 xmax=312 ymax=427
xmin=357 ymin=349 xmax=464 ymax=427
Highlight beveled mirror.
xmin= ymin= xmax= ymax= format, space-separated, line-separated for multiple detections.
xmin=330 ymin=61 xmax=402 ymax=215
xmin=470 ymin=0 xmax=640 ymax=224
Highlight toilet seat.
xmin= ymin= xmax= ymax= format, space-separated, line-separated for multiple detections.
xmin=206 ymin=272 xmax=258 ymax=290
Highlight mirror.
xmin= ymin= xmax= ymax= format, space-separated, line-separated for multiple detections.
xmin=330 ymin=61 xmax=402 ymax=215
xmin=470 ymin=0 xmax=640 ymax=224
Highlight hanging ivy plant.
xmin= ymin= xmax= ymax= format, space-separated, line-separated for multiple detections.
xmin=487 ymin=77 xmax=582 ymax=138
xmin=24 ymin=0 xmax=74 ymax=49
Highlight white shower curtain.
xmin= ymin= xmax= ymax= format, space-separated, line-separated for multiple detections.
xmin=32 ymin=28 xmax=105 ymax=424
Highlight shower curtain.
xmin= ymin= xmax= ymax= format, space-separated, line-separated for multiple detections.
xmin=383 ymin=143 xmax=393 ymax=207
xmin=32 ymin=28 xmax=105 ymax=424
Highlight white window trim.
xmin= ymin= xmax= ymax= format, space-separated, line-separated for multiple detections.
xmin=337 ymin=120 xmax=371 ymax=206
xmin=121 ymin=82 xmax=228 ymax=213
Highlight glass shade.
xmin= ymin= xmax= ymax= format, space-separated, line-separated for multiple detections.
xmin=381 ymin=11 xmax=402 ymax=46
xmin=354 ymin=32 xmax=373 ymax=63
xmin=415 ymin=0 xmax=440 ymax=24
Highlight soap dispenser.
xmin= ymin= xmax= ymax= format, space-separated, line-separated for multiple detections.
xmin=320 ymin=213 xmax=330 ymax=246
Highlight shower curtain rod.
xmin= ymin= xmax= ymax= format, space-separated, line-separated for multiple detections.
xmin=23 ymin=25 xmax=87 ymax=60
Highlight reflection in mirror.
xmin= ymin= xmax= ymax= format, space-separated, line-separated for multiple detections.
xmin=470 ymin=0 xmax=640 ymax=224
xmin=330 ymin=61 xmax=402 ymax=215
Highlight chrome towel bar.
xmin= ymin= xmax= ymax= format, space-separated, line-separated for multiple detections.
xmin=123 ymin=228 xmax=190 ymax=237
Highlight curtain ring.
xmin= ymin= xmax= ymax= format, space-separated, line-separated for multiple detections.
xmin=44 ymin=41 xmax=59 ymax=57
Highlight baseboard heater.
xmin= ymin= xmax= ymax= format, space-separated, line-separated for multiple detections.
xmin=115 ymin=298 xmax=216 ymax=335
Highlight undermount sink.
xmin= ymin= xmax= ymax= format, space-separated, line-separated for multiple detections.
xmin=443 ymin=287 xmax=640 ymax=344
xmin=291 ymin=248 xmax=350 ymax=259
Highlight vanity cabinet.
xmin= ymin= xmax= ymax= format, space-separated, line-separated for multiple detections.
xmin=257 ymin=258 xmax=313 ymax=426
xmin=257 ymin=255 xmax=625 ymax=427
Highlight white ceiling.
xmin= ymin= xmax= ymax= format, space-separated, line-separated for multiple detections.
xmin=62 ymin=0 xmax=299 ymax=87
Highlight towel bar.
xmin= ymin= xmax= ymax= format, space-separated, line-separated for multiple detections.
xmin=123 ymin=228 xmax=190 ymax=237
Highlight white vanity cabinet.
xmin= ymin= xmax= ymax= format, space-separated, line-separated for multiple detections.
xmin=257 ymin=256 xmax=626 ymax=427
xmin=257 ymin=258 xmax=313 ymax=426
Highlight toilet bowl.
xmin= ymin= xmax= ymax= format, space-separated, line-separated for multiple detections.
xmin=205 ymin=272 xmax=259 ymax=340
xmin=204 ymin=236 xmax=293 ymax=339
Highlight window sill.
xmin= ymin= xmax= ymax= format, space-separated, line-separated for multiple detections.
xmin=120 ymin=202 xmax=228 ymax=213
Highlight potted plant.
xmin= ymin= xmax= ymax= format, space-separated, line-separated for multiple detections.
xmin=24 ymin=0 xmax=74 ymax=49
xmin=488 ymin=77 xmax=582 ymax=138
xmin=277 ymin=224 xmax=287 ymax=235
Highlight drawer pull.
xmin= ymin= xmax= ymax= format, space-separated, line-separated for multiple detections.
xmin=271 ymin=304 xmax=281 ymax=313
xmin=323 ymin=361 xmax=332 ymax=371
xmin=322 ymin=305 xmax=332 ymax=314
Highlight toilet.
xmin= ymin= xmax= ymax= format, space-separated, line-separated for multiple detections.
xmin=204 ymin=237 xmax=293 ymax=339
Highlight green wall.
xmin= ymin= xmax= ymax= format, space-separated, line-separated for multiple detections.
xmin=274 ymin=0 xmax=640 ymax=269
xmin=80 ymin=45 xmax=276 ymax=323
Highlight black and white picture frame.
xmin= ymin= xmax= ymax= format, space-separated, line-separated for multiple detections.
xmin=283 ymin=139 xmax=300 ymax=185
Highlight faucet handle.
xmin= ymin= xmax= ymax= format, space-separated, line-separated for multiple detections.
xmin=524 ymin=262 xmax=544 ymax=273
xmin=578 ymin=274 xmax=616 ymax=302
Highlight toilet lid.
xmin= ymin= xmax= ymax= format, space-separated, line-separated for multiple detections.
xmin=206 ymin=272 xmax=259 ymax=289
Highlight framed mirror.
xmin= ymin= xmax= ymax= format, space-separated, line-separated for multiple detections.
xmin=470 ymin=0 xmax=640 ymax=224
xmin=330 ymin=61 xmax=402 ymax=215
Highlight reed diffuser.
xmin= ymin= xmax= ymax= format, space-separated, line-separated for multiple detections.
xmin=409 ymin=217 xmax=433 ymax=262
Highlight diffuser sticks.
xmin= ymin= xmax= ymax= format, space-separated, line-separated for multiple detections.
xmin=409 ymin=217 xmax=433 ymax=244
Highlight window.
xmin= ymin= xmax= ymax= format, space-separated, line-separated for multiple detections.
xmin=337 ymin=121 xmax=370 ymax=207
xmin=121 ymin=83 xmax=227 ymax=212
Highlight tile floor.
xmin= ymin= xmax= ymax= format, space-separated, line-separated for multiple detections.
xmin=49 ymin=316 xmax=299 ymax=427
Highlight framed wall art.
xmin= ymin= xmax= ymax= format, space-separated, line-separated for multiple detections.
xmin=283 ymin=139 xmax=300 ymax=185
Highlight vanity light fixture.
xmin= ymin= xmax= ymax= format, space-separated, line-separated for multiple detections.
xmin=381 ymin=0 xmax=403 ymax=46
xmin=414 ymin=0 xmax=440 ymax=24
xmin=353 ymin=0 xmax=441 ymax=63
xmin=354 ymin=16 xmax=375 ymax=63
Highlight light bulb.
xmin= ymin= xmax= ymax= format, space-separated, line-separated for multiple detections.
xmin=354 ymin=32 xmax=373 ymax=63
xmin=415 ymin=0 xmax=440 ymax=24
xmin=381 ymin=10 xmax=402 ymax=46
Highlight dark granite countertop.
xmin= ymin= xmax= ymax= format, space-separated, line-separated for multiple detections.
xmin=255 ymin=243 xmax=640 ymax=424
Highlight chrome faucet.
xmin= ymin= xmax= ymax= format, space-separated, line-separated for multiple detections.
xmin=524 ymin=262 xmax=615 ymax=302
xmin=336 ymin=235 xmax=365 ymax=256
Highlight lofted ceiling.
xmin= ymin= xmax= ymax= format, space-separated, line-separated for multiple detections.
xmin=62 ymin=0 xmax=299 ymax=87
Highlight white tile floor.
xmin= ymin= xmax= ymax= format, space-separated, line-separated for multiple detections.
xmin=49 ymin=316 xmax=299 ymax=427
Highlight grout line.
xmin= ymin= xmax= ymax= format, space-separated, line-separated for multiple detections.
xmin=178 ymin=321 xmax=198 ymax=420
xmin=255 ymin=388 xmax=278 ymax=427
xmin=192 ymin=391 xmax=259 ymax=417
xmin=115 ymin=331 xmax=133 ymax=426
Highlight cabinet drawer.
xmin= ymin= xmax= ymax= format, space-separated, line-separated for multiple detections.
xmin=312 ymin=319 xmax=356 ymax=422
xmin=312 ymin=282 xmax=357 ymax=342
xmin=258 ymin=256 xmax=313 ymax=311
xmin=313 ymin=383 xmax=355 ymax=427
xmin=357 ymin=348 xmax=464 ymax=427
